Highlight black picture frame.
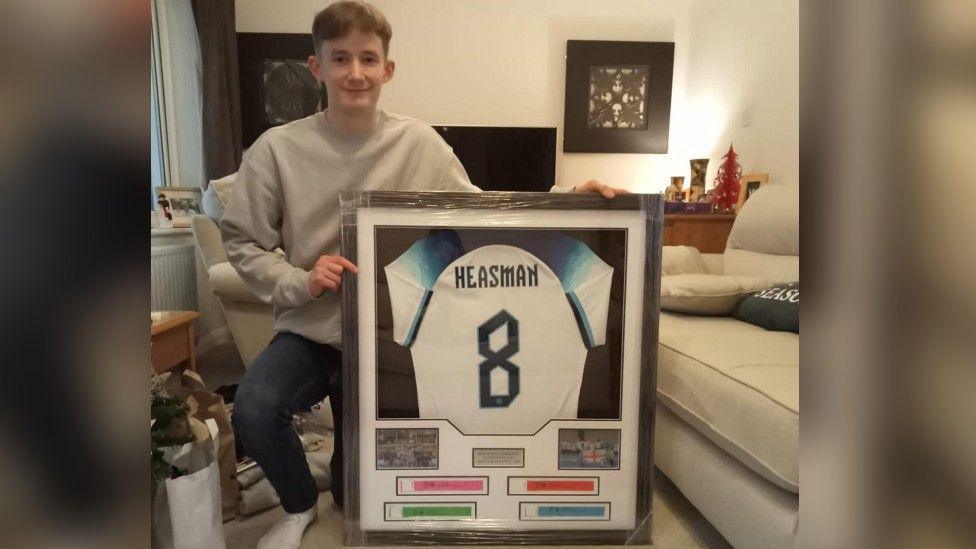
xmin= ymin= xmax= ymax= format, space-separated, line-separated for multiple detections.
xmin=237 ymin=32 xmax=327 ymax=148
xmin=563 ymin=40 xmax=674 ymax=154
xmin=340 ymin=192 xmax=663 ymax=545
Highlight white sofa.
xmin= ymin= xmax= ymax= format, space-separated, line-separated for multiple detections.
xmin=655 ymin=185 xmax=799 ymax=548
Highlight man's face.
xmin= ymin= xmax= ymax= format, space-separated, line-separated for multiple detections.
xmin=309 ymin=29 xmax=394 ymax=116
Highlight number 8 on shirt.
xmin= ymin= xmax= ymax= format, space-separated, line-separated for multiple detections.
xmin=385 ymin=232 xmax=613 ymax=435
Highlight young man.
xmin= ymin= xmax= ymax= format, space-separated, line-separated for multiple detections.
xmin=221 ymin=2 xmax=622 ymax=547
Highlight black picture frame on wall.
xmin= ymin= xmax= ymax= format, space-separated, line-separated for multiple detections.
xmin=563 ymin=40 xmax=674 ymax=154
xmin=238 ymin=32 xmax=328 ymax=148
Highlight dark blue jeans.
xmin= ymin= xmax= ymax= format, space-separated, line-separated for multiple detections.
xmin=232 ymin=332 xmax=343 ymax=512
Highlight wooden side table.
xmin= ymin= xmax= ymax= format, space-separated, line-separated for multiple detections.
xmin=151 ymin=310 xmax=200 ymax=374
xmin=663 ymin=213 xmax=736 ymax=253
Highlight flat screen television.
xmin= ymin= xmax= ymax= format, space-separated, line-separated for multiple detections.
xmin=431 ymin=126 xmax=556 ymax=192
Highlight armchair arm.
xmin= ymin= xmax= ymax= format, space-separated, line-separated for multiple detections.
xmin=208 ymin=262 xmax=269 ymax=304
xmin=191 ymin=214 xmax=229 ymax=270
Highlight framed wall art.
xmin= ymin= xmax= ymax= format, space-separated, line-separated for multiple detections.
xmin=563 ymin=40 xmax=674 ymax=154
xmin=237 ymin=32 xmax=327 ymax=148
xmin=340 ymin=191 xmax=662 ymax=545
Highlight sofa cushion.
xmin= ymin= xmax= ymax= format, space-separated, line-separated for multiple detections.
xmin=657 ymin=312 xmax=799 ymax=492
xmin=661 ymin=245 xmax=708 ymax=275
xmin=700 ymin=253 xmax=724 ymax=275
xmin=723 ymin=185 xmax=799 ymax=282
xmin=201 ymin=183 xmax=224 ymax=221
xmin=722 ymin=248 xmax=799 ymax=283
xmin=660 ymin=274 xmax=770 ymax=315
xmin=726 ymin=185 xmax=798 ymax=256
xmin=202 ymin=172 xmax=237 ymax=221
xmin=734 ymin=282 xmax=799 ymax=333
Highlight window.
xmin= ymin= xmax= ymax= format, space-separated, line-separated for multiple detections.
xmin=149 ymin=0 xmax=204 ymax=210
xmin=150 ymin=2 xmax=169 ymax=206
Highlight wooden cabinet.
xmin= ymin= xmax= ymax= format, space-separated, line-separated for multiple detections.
xmin=663 ymin=214 xmax=736 ymax=253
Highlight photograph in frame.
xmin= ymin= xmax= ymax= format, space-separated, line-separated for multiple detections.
xmin=557 ymin=428 xmax=622 ymax=470
xmin=736 ymin=173 xmax=770 ymax=212
xmin=341 ymin=192 xmax=662 ymax=545
xmin=375 ymin=428 xmax=439 ymax=470
xmin=154 ymin=186 xmax=202 ymax=228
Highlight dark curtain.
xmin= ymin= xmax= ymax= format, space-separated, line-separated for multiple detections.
xmin=191 ymin=0 xmax=242 ymax=185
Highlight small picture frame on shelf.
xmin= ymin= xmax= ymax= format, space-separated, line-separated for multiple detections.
xmin=664 ymin=176 xmax=685 ymax=203
xmin=155 ymin=187 xmax=203 ymax=228
xmin=736 ymin=173 xmax=769 ymax=212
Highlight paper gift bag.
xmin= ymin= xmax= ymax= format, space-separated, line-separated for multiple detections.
xmin=166 ymin=460 xmax=225 ymax=548
xmin=169 ymin=370 xmax=239 ymax=521
xmin=154 ymin=418 xmax=226 ymax=549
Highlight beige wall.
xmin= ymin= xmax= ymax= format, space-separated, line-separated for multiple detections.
xmin=236 ymin=0 xmax=798 ymax=191
xmin=686 ymin=0 xmax=799 ymax=187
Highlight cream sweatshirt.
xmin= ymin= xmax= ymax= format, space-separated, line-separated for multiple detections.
xmin=220 ymin=110 xmax=480 ymax=346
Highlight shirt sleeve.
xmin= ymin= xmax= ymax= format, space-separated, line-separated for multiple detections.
xmin=384 ymin=257 xmax=429 ymax=347
xmin=384 ymin=230 xmax=465 ymax=346
xmin=567 ymin=257 xmax=614 ymax=348
xmin=532 ymin=236 xmax=614 ymax=348
xmin=219 ymin=138 xmax=317 ymax=308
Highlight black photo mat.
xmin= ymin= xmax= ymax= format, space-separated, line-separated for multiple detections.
xmin=563 ymin=40 xmax=675 ymax=153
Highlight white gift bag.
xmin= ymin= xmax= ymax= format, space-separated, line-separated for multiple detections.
xmin=154 ymin=418 xmax=226 ymax=549
xmin=166 ymin=461 xmax=225 ymax=548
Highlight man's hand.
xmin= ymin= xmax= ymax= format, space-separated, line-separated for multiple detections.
xmin=573 ymin=180 xmax=631 ymax=198
xmin=308 ymin=255 xmax=358 ymax=298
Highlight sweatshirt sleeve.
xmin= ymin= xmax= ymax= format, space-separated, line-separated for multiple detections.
xmin=436 ymin=154 xmax=482 ymax=192
xmin=549 ymin=184 xmax=575 ymax=193
xmin=219 ymin=139 xmax=317 ymax=309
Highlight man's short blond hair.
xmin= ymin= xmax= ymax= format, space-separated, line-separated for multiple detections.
xmin=312 ymin=1 xmax=392 ymax=56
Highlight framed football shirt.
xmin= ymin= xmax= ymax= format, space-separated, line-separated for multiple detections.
xmin=341 ymin=192 xmax=661 ymax=545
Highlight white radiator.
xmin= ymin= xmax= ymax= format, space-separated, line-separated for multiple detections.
xmin=151 ymin=244 xmax=198 ymax=311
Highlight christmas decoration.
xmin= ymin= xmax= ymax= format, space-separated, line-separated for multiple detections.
xmin=711 ymin=144 xmax=743 ymax=212
xmin=151 ymin=368 xmax=194 ymax=483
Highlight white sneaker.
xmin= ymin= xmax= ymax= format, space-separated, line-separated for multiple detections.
xmin=256 ymin=505 xmax=318 ymax=549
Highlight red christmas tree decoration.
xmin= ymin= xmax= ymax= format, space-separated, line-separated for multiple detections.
xmin=711 ymin=144 xmax=742 ymax=212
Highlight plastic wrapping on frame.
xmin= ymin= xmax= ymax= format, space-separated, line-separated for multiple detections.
xmin=339 ymin=191 xmax=663 ymax=545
